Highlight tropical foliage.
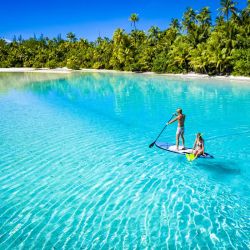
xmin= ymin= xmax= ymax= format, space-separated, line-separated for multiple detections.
xmin=0 ymin=1 xmax=249 ymax=76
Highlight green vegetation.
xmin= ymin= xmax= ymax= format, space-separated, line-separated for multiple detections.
xmin=0 ymin=1 xmax=249 ymax=76
xmin=129 ymin=13 xmax=139 ymax=30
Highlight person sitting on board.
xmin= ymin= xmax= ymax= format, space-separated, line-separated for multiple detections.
xmin=192 ymin=133 xmax=205 ymax=157
xmin=167 ymin=108 xmax=185 ymax=150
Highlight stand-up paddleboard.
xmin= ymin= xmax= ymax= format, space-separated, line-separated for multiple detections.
xmin=155 ymin=142 xmax=214 ymax=159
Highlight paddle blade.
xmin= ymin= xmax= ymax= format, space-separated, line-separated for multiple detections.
xmin=186 ymin=153 xmax=196 ymax=161
xmin=186 ymin=154 xmax=191 ymax=161
xmin=149 ymin=142 xmax=155 ymax=148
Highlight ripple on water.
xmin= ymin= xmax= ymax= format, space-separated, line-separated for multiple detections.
xmin=0 ymin=73 xmax=250 ymax=249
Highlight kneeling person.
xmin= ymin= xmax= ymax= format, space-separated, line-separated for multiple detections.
xmin=192 ymin=133 xmax=205 ymax=157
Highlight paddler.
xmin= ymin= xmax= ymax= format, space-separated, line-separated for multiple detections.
xmin=167 ymin=108 xmax=186 ymax=150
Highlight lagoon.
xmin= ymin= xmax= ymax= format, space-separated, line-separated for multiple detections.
xmin=0 ymin=72 xmax=249 ymax=249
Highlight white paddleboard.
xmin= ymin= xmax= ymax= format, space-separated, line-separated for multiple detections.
xmin=155 ymin=142 xmax=214 ymax=159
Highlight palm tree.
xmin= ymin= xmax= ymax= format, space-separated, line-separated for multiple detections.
xmin=215 ymin=16 xmax=225 ymax=26
xmin=239 ymin=0 xmax=250 ymax=25
xmin=196 ymin=7 xmax=212 ymax=43
xmin=219 ymin=0 xmax=237 ymax=22
xmin=170 ymin=18 xmax=180 ymax=31
xmin=197 ymin=7 xmax=211 ymax=26
xmin=113 ymin=28 xmax=126 ymax=45
xmin=129 ymin=13 xmax=139 ymax=30
xmin=66 ymin=32 xmax=77 ymax=42
xmin=148 ymin=26 xmax=160 ymax=42
xmin=182 ymin=7 xmax=196 ymax=33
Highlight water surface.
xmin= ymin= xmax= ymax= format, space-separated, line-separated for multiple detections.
xmin=0 ymin=72 xmax=249 ymax=249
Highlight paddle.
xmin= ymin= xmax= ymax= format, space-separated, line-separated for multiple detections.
xmin=149 ymin=114 xmax=175 ymax=148
xmin=186 ymin=153 xmax=197 ymax=162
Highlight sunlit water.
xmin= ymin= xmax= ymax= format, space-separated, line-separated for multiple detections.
xmin=0 ymin=72 xmax=249 ymax=249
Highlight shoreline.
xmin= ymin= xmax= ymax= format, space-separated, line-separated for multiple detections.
xmin=0 ymin=67 xmax=249 ymax=82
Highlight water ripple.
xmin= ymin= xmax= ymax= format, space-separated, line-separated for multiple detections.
xmin=0 ymin=73 xmax=249 ymax=249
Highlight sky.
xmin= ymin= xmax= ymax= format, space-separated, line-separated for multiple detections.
xmin=0 ymin=0 xmax=247 ymax=41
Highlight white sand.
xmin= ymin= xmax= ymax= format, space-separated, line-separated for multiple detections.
xmin=0 ymin=67 xmax=72 ymax=74
xmin=0 ymin=68 xmax=249 ymax=82
xmin=143 ymin=72 xmax=250 ymax=82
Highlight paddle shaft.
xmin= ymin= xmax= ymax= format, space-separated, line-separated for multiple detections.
xmin=152 ymin=114 xmax=174 ymax=145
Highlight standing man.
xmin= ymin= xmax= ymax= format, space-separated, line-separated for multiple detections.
xmin=167 ymin=108 xmax=185 ymax=150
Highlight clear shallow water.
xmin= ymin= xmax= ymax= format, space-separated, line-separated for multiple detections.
xmin=0 ymin=72 xmax=249 ymax=249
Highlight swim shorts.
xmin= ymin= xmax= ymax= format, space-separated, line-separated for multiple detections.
xmin=176 ymin=127 xmax=184 ymax=136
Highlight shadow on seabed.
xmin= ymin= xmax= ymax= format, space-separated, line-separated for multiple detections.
xmin=195 ymin=160 xmax=241 ymax=175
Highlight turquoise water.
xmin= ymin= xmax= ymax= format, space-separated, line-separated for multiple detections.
xmin=0 ymin=72 xmax=249 ymax=249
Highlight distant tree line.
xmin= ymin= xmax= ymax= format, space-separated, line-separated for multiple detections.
xmin=0 ymin=0 xmax=249 ymax=76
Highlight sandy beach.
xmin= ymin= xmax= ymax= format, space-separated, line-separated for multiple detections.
xmin=0 ymin=67 xmax=249 ymax=82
